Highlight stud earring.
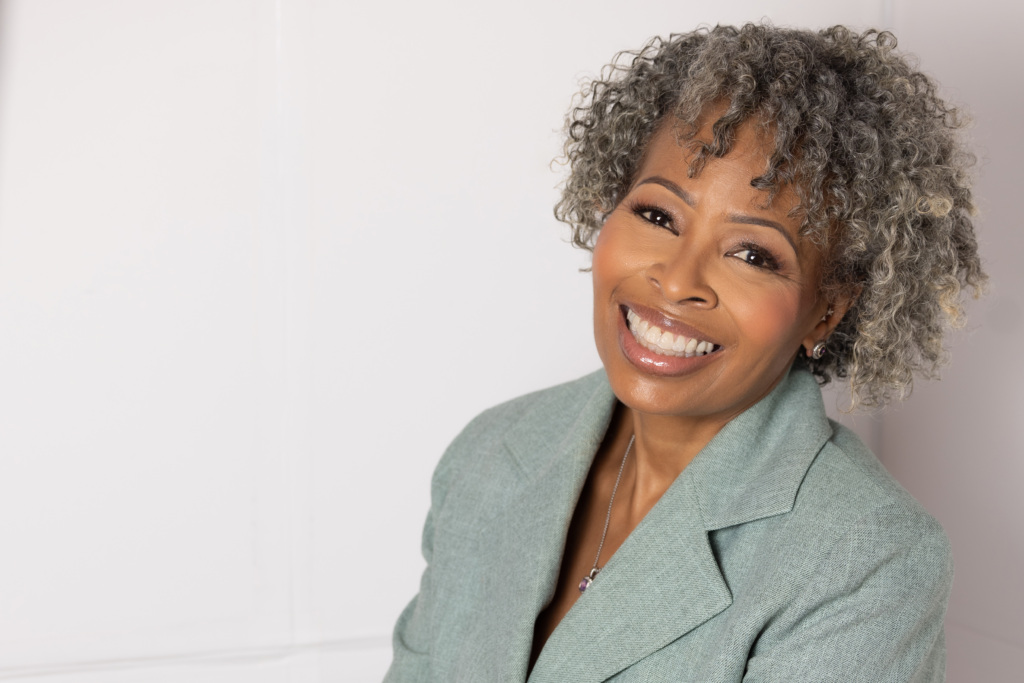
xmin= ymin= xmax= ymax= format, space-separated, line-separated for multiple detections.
xmin=811 ymin=340 xmax=827 ymax=360
xmin=820 ymin=307 xmax=834 ymax=322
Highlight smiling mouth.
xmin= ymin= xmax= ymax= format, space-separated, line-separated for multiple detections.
xmin=625 ymin=307 xmax=722 ymax=358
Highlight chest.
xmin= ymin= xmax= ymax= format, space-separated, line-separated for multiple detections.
xmin=530 ymin=459 xmax=668 ymax=669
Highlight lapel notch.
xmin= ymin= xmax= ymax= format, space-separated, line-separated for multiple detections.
xmin=530 ymin=474 xmax=731 ymax=683
xmin=686 ymin=368 xmax=833 ymax=531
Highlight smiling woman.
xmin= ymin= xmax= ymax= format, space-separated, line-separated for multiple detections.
xmin=592 ymin=117 xmax=833 ymax=430
xmin=385 ymin=24 xmax=984 ymax=683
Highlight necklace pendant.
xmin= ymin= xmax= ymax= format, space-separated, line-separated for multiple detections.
xmin=580 ymin=436 xmax=631 ymax=595
xmin=578 ymin=568 xmax=600 ymax=593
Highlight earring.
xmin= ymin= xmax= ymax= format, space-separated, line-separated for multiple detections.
xmin=811 ymin=340 xmax=827 ymax=360
xmin=820 ymin=307 xmax=834 ymax=322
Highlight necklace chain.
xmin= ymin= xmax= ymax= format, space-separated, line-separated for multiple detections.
xmin=579 ymin=434 xmax=634 ymax=593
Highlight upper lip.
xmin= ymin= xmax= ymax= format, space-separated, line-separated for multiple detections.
xmin=620 ymin=302 xmax=721 ymax=346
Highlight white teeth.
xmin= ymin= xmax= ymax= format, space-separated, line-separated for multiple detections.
xmin=624 ymin=307 xmax=718 ymax=358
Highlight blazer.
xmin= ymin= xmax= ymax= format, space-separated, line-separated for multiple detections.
xmin=385 ymin=367 xmax=952 ymax=682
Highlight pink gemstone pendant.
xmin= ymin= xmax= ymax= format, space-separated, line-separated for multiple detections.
xmin=578 ymin=568 xmax=600 ymax=593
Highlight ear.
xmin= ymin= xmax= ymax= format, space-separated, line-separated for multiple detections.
xmin=801 ymin=288 xmax=859 ymax=359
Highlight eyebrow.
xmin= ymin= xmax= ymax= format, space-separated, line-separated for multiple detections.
xmin=636 ymin=176 xmax=697 ymax=207
xmin=635 ymin=175 xmax=798 ymax=253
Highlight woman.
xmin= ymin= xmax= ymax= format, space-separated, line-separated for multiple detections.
xmin=385 ymin=24 xmax=984 ymax=682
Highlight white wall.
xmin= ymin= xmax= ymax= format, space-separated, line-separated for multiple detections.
xmin=0 ymin=1 xmax=1017 ymax=681
xmin=874 ymin=3 xmax=1024 ymax=680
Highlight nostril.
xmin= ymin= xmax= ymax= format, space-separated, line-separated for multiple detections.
xmin=647 ymin=268 xmax=718 ymax=307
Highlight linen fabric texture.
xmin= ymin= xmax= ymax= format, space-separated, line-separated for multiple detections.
xmin=385 ymin=367 xmax=952 ymax=682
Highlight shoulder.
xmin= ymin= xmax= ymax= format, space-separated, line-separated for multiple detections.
xmin=783 ymin=419 xmax=952 ymax=573
xmin=454 ymin=369 xmax=609 ymax=439
xmin=428 ymin=369 xmax=610 ymax=506
xmin=769 ymin=422 xmax=951 ymax=648
xmin=715 ymin=395 xmax=953 ymax=594
xmin=833 ymin=420 xmax=951 ymax=575
xmin=734 ymin=423 xmax=952 ymax=681
xmin=803 ymin=421 xmax=950 ymax=549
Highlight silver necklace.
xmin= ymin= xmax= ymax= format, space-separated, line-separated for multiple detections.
xmin=578 ymin=434 xmax=634 ymax=593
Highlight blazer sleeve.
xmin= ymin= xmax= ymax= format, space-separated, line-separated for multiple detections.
xmin=742 ymin=502 xmax=954 ymax=683
xmin=384 ymin=410 xmax=484 ymax=683
xmin=382 ymin=507 xmax=434 ymax=682
xmin=383 ymin=459 xmax=449 ymax=683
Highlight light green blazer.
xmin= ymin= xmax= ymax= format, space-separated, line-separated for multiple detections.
xmin=385 ymin=367 xmax=952 ymax=682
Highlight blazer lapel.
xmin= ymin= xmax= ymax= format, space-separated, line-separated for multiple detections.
xmin=526 ymin=368 xmax=833 ymax=682
xmin=529 ymin=472 xmax=731 ymax=683
xmin=465 ymin=372 xmax=617 ymax=682
xmin=685 ymin=367 xmax=833 ymax=532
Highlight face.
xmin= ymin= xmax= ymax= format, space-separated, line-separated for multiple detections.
xmin=592 ymin=117 xmax=833 ymax=426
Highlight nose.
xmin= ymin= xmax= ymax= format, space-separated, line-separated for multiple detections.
xmin=646 ymin=240 xmax=718 ymax=308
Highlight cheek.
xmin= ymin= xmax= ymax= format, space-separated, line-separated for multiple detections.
xmin=591 ymin=226 xmax=626 ymax=295
xmin=592 ymin=219 xmax=646 ymax=286
xmin=728 ymin=283 xmax=807 ymax=349
xmin=591 ymin=225 xmax=636 ymax=359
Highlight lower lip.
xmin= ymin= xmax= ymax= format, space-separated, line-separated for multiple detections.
xmin=617 ymin=311 xmax=721 ymax=377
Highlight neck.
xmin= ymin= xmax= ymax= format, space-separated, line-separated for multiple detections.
xmin=618 ymin=365 xmax=795 ymax=509
xmin=624 ymin=410 xmax=726 ymax=507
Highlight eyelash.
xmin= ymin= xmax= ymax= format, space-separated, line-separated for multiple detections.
xmin=728 ymin=242 xmax=782 ymax=272
xmin=629 ymin=201 xmax=783 ymax=272
xmin=631 ymin=203 xmax=676 ymax=233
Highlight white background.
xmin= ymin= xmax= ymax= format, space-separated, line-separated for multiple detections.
xmin=0 ymin=1 xmax=1019 ymax=681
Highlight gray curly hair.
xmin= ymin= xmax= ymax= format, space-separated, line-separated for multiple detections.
xmin=556 ymin=23 xmax=986 ymax=408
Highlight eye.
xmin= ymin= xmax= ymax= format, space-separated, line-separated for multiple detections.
xmin=729 ymin=242 xmax=781 ymax=271
xmin=633 ymin=204 xmax=677 ymax=234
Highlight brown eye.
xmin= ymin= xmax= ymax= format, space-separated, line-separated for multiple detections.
xmin=730 ymin=245 xmax=781 ymax=271
xmin=636 ymin=207 xmax=675 ymax=233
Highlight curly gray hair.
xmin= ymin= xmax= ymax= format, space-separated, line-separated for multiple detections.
xmin=556 ymin=23 xmax=986 ymax=408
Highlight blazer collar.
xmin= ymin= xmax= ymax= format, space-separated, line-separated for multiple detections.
xmin=502 ymin=366 xmax=833 ymax=531
xmin=685 ymin=366 xmax=834 ymax=531
xmin=484 ymin=367 xmax=832 ymax=682
xmin=502 ymin=369 xmax=617 ymax=484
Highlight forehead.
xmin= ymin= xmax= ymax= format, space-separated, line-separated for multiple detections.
xmin=634 ymin=117 xmax=800 ymax=218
